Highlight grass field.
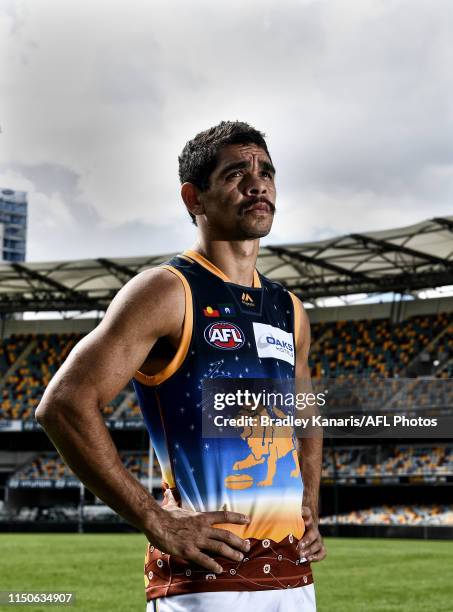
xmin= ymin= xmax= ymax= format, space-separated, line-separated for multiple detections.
xmin=0 ymin=534 xmax=452 ymax=611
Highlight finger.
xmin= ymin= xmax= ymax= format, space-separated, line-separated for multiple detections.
xmin=208 ymin=528 xmax=251 ymax=553
xmin=202 ymin=538 xmax=245 ymax=563
xmin=297 ymin=536 xmax=318 ymax=557
xmin=204 ymin=510 xmax=250 ymax=525
xmin=187 ymin=549 xmax=223 ymax=574
xmin=299 ymin=524 xmax=320 ymax=549
xmin=304 ymin=537 xmax=323 ymax=559
xmin=307 ymin=544 xmax=327 ymax=563
xmin=297 ymin=524 xmax=318 ymax=549
xmin=163 ymin=489 xmax=179 ymax=507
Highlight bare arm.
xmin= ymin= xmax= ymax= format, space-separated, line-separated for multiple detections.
xmin=35 ymin=268 xmax=249 ymax=572
xmin=292 ymin=296 xmax=326 ymax=562
xmin=36 ymin=268 xmax=169 ymax=530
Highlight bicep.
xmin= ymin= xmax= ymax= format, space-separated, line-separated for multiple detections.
xmin=41 ymin=268 xmax=184 ymax=410
xmin=292 ymin=295 xmax=311 ymax=379
xmin=292 ymin=297 xmax=322 ymax=448
xmin=50 ymin=325 xmax=152 ymax=409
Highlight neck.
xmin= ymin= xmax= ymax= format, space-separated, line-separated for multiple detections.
xmin=192 ymin=238 xmax=260 ymax=287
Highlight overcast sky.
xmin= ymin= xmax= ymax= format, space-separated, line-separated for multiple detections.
xmin=0 ymin=0 xmax=452 ymax=262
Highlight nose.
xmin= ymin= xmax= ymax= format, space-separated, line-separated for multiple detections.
xmin=242 ymin=174 xmax=267 ymax=197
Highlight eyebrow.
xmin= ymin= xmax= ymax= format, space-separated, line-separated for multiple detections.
xmin=219 ymin=159 xmax=276 ymax=177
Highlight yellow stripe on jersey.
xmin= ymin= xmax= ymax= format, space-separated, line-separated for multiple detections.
xmin=135 ymin=265 xmax=193 ymax=386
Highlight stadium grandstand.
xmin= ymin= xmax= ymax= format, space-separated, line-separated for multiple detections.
xmin=0 ymin=216 xmax=452 ymax=539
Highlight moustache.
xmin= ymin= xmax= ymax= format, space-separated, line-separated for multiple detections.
xmin=239 ymin=198 xmax=276 ymax=215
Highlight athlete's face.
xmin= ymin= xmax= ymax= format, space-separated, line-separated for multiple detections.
xmin=198 ymin=143 xmax=276 ymax=240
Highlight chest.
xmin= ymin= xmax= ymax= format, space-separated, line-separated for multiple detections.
xmin=189 ymin=277 xmax=295 ymax=378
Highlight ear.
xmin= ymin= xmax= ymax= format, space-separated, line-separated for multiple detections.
xmin=181 ymin=182 xmax=205 ymax=219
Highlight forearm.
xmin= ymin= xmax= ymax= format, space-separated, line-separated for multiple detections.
xmin=295 ymin=365 xmax=323 ymax=523
xmin=36 ymin=391 xmax=162 ymax=536
xmin=298 ymin=435 xmax=323 ymax=524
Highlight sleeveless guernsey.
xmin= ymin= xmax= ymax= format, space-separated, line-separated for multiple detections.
xmin=133 ymin=250 xmax=313 ymax=602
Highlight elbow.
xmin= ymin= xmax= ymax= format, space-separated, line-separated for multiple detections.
xmin=35 ymin=400 xmax=51 ymax=427
xmin=35 ymin=386 xmax=94 ymax=429
xmin=35 ymin=378 xmax=74 ymax=427
xmin=35 ymin=391 xmax=64 ymax=428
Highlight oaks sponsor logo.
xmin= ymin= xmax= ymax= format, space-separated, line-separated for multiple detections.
xmin=253 ymin=322 xmax=295 ymax=365
xmin=204 ymin=322 xmax=245 ymax=350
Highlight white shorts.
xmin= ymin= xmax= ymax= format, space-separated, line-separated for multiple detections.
xmin=146 ymin=584 xmax=316 ymax=612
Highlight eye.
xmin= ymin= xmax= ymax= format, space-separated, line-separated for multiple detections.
xmin=226 ymin=171 xmax=242 ymax=180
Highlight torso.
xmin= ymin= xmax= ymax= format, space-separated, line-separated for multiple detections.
xmin=134 ymin=250 xmax=313 ymax=600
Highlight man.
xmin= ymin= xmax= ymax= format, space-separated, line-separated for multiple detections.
xmin=36 ymin=121 xmax=326 ymax=611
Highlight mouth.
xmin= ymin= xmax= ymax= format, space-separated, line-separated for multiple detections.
xmin=244 ymin=202 xmax=274 ymax=215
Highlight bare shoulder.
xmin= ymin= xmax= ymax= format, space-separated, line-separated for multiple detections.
xmin=35 ymin=266 xmax=187 ymax=411
xmin=99 ymin=266 xmax=186 ymax=341
xmin=290 ymin=293 xmax=311 ymax=343
xmin=114 ymin=266 xmax=184 ymax=307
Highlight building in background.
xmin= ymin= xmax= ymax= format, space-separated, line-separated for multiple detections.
xmin=0 ymin=188 xmax=27 ymax=262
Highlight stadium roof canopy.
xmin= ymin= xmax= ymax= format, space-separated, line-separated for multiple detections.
xmin=0 ymin=216 xmax=452 ymax=313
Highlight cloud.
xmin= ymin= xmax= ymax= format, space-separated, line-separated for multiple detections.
xmin=0 ymin=0 xmax=452 ymax=260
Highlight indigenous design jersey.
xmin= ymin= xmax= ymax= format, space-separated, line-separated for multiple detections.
xmin=133 ymin=250 xmax=313 ymax=601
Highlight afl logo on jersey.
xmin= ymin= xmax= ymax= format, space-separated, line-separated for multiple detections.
xmin=204 ymin=322 xmax=245 ymax=350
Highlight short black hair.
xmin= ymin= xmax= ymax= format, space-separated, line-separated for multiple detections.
xmin=178 ymin=120 xmax=271 ymax=224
